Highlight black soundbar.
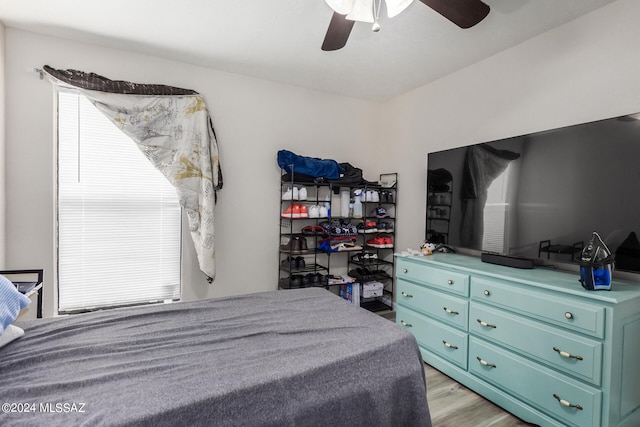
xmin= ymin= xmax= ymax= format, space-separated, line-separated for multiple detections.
xmin=481 ymin=252 xmax=534 ymax=269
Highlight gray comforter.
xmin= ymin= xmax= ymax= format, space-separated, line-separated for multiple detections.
xmin=1 ymin=288 xmax=431 ymax=426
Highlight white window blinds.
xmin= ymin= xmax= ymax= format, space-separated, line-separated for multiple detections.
xmin=57 ymin=90 xmax=181 ymax=313
xmin=482 ymin=164 xmax=512 ymax=254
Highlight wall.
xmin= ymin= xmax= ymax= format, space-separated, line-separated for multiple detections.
xmin=0 ymin=22 xmax=5 ymax=266
xmin=380 ymin=0 xmax=640 ymax=256
xmin=5 ymin=0 xmax=640 ymax=317
xmin=4 ymin=29 xmax=381 ymax=317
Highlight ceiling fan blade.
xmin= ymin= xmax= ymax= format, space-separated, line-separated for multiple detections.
xmin=419 ymin=0 xmax=490 ymax=29
xmin=322 ymin=12 xmax=356 ymax=51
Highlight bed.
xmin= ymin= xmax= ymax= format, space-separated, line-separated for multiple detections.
xmin=0 ymin=287 xmax=431 ymax=426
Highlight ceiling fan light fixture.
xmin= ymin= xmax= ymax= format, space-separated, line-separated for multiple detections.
xmin=322 ymin=0 xmax=489 ymax=51
xmin=346 ymin=0 xmax=375 ymax=23
xmin=324 ymin=0 xmax=355 ymax=16
xmin=325 ymin=0 xmax=414 ymax=23
xmin=386 ymin=0 xmax=414 ymax=18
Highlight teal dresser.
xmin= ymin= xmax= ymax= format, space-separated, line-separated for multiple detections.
xmin=395 ymin=253 xmax=640 ymax=427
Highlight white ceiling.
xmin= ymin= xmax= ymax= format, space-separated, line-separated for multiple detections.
xmin=0 ymin=0 xmax=617 ymax=101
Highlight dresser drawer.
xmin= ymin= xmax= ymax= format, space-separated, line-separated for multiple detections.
xmin=396 ymin=258 xmax=469 ymax=297
xmin=397 ymin=279 xmax=469 ymax=331
xmin=470 ymin=303 xmax=603 ymax=386
xmin=471 ymin=277 xmax=605 ymax=338
xmin=397 ymin=306 xmax=468 ymax=369
xmin=469 ymin=338 xmax=602 ymax=427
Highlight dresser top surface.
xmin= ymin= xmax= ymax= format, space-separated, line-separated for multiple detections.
xmin=396 ymin=253 xmax=640 ymax=304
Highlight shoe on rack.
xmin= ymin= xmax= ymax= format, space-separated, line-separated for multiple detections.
xmin=282 ymin=187 xmax=294 ymax=201
xmin=351 ymin=252 xmax=378 ymax=263
xmin=292 ymin=187 xmax=299 ymax=200
xmin=299 ymin=236 xmax=309 ymax=252
xmin=303 ymin=272 xmax=323 ymax=286
xmin=339 ymin=219 xmax=358 ymax=236
xmin=281 ymin=256 xmax=297 ymax=269
xmin=289 ymin=275 xmax=303 ymax=288
xmin=298 ymin=187 xmax=307 ymax=200
xmin=371 ymin=190 xmax=379 ymax=202
xmin=363 ymin=251 xmax=378 ymax=260
xmin=357 ymin=221 xmax=377 ymax=234
xmin=280 ymin=236 xmax=309 ymax=254
xmin=333 ymin=242 xmax=363 ymax=251
xmin=372 ymin=207 xmax=389 ymax=218
xmin=308 ymin=205 xmax=320 ymax=218
xmin=366 ymin=235 xmax=391 ymax=249
xmin=281 ymin=203 xmax=301 ymax=218
xmin=319 ymin=221 xmax=332 ymax=235
xmin=376 ymin=221 xmax=393 ymax=233
xmin=301 ymin=274 xmax=312 ymax=287
xmin=319 ymin=206 xmax=329 ymax=218
xmin=295 ymin=256 xmax=306 ymax=268
xmin=328 ymin=220 xmax=343 ymax=236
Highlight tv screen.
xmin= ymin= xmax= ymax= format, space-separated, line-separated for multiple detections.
xmin=426 ymin=112 xmax=640 ymax=274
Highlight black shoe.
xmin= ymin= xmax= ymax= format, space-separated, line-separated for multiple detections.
xmin=280 ymin=236 xmax=309 ymax=254
xmin=289 ymin=275 xmax=303 ymax=288
xmin=295 ymin=256 xmax=306 ymax=268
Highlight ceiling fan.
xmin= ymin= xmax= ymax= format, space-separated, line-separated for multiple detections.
xmin=322 ymin=0 xmax=490 ymax=51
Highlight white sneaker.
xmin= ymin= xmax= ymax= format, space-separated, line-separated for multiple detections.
xmin=298 ymin=187 xmax=307 ymax=200
xmin=282 ymin=187 xmax=293 ymax=200
xmin=319 ymin=206 xmax=329 ymax=218
xmin=308 ymin=205 xmax=320 ymax=218
xmin=292 ymin=187 xmax=299 ymax=200
xmin=371 ymin=191 xmax=379 ymax=202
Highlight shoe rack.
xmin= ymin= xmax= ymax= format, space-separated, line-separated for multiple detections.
xmin=278 ymin=169 xmax=397 ymax=313
xmin=426 ymin=173 xmax=452 ymax=244
xmin=346 ymin=173 xmax=397 ymax=312
xmin=279 ymin=173 xmax=330 ymax=290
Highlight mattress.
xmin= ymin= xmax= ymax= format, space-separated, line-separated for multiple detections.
xmin=0 ymin=288 xmax=431 ymax=426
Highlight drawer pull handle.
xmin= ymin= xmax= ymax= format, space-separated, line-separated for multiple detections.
xmin=401 ymin=292 xmax=413 ymax=298
xmin=483 ymin=290 xmax=490 ymax=296
xmin=403 ymin=268 xmax=408 ymax=273
xmin=447 ymin=279 xmax=454 ymax=285
xmin=443 ymin=307 xmax=459 ymax=315
xmin=553 ymin=347 xmax=584 ymax=361
xmin=476 ymin=318 xmax=497 ymax=329
xmin=400 ymin=320 xmax=413 ymax=327
xmin=553 ymin=393 xmax=583 ymax=411
xmin=476 ymin=357 xmax=496 ymax=368
xmin=565 ymin=312 xmax=573 ymax=319
xmin=442 ymin=340 xmax=459 ymax=350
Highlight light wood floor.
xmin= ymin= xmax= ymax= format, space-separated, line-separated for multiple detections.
xmin=378 ymin=310 xmax=536 ymax=426
xmin=423 ymin=362 xmax=536 ymax=427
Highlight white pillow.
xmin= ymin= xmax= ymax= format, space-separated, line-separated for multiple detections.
xmin=0 ymin=274 xmax=31 ymax=335
xmin=0 ymin=324 xmax=25 ymax=348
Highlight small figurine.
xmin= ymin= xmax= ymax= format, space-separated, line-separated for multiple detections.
xmin=420 ymin=241 xmax=437 ymax=256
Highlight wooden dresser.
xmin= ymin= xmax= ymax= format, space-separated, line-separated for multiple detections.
xmin=395 ymin=253 xmax=640 ymax=427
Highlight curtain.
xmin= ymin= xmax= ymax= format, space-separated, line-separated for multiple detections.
xmin=43 ymin=66 xmax=223 ymax=281
xmin=459 ymin=144 xmax=519 ymax=249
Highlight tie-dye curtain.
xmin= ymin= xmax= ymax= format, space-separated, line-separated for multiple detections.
xmin=459 ymin=144 xmax=519 ymax=249
xmin=43 ymin=66 xmax=223 ymax=281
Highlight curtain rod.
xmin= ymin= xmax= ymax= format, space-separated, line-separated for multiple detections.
xmin=29 ymin=67 xmax=44 ymax=79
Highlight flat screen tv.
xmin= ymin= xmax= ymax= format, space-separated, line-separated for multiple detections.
xmin=426 ymin=112 xmax=640 ymax=276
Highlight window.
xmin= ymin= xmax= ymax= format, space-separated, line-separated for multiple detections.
xmin=57 ymin=90 xmax=181 ymax=313
xmin=482 ymin=164 xmax=512 ymax=253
